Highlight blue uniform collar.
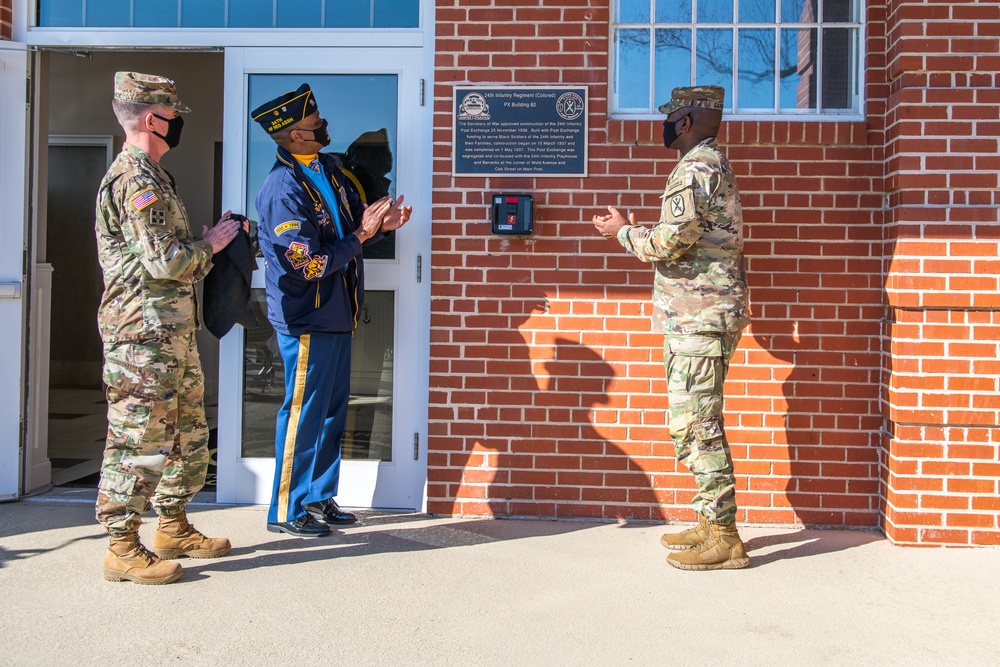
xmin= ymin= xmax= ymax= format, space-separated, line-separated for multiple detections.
xmin=275 ymin=145 xmax=307 ymax=175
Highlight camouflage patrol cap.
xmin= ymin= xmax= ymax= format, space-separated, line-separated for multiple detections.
xmin=251 ymin=83 xmax=319 ymax=135
xmin=657 ymin=86 xmax=725 ymax=115
xmin=114 ymin=72 xmax=191 ymax=112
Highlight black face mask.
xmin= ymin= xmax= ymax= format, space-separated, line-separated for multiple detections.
xmin=662 ymin=113 xmax=688 ymax=149
xmin=152 ymin=113 xmax=184 ymax=149
xmin=299 ymin=119 xmax=331 ymax=148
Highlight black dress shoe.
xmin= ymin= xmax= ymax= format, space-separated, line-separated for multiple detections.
xmin=266 ymin=514 xmax=332 ymax=538
xmin=303 ymin=498 xmax=358 ymax=525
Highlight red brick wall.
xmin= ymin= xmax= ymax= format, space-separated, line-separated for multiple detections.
xmin=880 ymin=0 xmax=1000 ymax=546
xmin=430 ymin=0 xmax=999 ymax=546
xmin=1 ymin=0 xmax=13 ymax=41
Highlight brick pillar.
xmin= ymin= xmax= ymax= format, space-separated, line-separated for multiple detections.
xmin=881 ymin=0 xmax=1000 ymax=546
xmin=1 ymin=0 xmax=13 ymax=41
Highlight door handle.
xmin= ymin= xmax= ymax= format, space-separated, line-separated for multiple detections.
xmin=0 ymin=282 xmax=21 ymax=299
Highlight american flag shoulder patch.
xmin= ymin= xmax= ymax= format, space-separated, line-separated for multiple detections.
xmin=130 ymin=187 xmax=159 ymax=211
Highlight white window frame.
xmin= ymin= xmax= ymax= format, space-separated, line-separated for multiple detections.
xmin=14 ymin=0 xmax=424 ymax=46
xmin=610 ymin=0 xmax=865 ymax=120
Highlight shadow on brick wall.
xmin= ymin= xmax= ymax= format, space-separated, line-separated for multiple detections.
xmin=447 ymin=294 xmax=656 ymax=522
xmin=751 ymin=320 xmax=881 ymax=528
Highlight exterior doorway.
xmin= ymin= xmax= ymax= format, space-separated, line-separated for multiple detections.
xmin=36 ymin=50 xmax=227 ymax=496
xmin=44 ymin=135 xmax=112 ymax=489
xmin=216 ymin=48 xmax=429 ymax=510
xmin=28 ymin=45 xmax=430 ymax=511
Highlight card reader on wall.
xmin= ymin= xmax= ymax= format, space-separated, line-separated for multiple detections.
xmin=491 ymin=194 xmax=533 ymax=235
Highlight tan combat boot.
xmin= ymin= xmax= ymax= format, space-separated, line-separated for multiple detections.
xmin=659 ymin=514 xmax=709 ymax=550
xmin=666 ymin=522 xmax=750 ymax=571
xmin=153 ymin=512 xmax=231 ymax=560
xmin=103 ymin=535 xmax=183 ymax=585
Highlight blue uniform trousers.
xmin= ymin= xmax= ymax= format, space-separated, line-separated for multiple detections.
xmin=268 ymin=331 xmax=352 ymax=524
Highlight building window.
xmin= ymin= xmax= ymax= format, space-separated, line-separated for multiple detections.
xmin=613 ymin=0 xmax=862 ymax=116
xmin=37 ymin=0 xmax=420 ymax=29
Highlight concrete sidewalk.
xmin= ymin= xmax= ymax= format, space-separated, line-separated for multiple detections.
xmin=1 ymin=499 xmax=998 ymax=667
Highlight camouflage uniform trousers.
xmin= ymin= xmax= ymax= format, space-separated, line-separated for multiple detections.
xmin=664 ymin=331 xmax=742 ymax=525
xmin=96 ymin=332 xmax=210 ymax=537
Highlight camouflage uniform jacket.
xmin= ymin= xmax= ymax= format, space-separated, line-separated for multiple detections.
xmin=95 ymin=144 xmax=214 ymax=343
xmin=617 ymin=138 xmax=750 ymax=334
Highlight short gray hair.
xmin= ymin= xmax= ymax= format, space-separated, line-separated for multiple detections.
xmin=112 ymin=98 xmax=155 ymax=133
xmin=271 ymin=124 xmax=294 ymax=147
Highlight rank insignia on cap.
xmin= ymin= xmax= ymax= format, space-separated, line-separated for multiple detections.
xmin=130 ymin=187 xmax=159 ymax=211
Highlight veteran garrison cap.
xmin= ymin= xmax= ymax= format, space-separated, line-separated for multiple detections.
xmin=114 ymin=72 xmax=191 ymax=112
xmin=658 ymin=85 xmax=725 ymax=115
xmin=251 ymin=83 xmax=319 ymax=135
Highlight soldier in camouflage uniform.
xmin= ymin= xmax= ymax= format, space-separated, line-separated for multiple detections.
xmin=593 ymin=86 xmax=751 ymax=570
xmin=95 ymin=72 xmax=243 ymax=584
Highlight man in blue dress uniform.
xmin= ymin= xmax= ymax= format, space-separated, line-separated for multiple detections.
xmin=251 ymin=84 xmax=411 ymax=537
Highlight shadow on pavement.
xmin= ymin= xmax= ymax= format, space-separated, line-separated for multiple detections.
xmin=0 ymin=501 xmax=885 ymax=575
xmin=742 ymin=528 xmax=884 ymax=567
xmin=0 ymin=501 xmax=106 ymax=567
xmin=0 ymin=501 xmax=599 ymax=572
xmin=179 ymin=515 xmax=599 ymax=581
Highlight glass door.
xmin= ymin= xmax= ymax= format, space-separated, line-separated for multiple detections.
xmin=216 ymin=47 xmax=428 ymax=510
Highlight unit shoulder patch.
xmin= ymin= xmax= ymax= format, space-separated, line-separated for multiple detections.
xmin=661 ymin=176 xmax=696 ymax=223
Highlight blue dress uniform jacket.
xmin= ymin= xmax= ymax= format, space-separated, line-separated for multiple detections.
xmin=255 ymin=146 xmax=383 ymax=336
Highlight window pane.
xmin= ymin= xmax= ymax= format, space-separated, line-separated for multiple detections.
xmin=276 ymin=0 xmax=322 ymax=28
xmin=86 ymin=0 xmax=129 ymax=27
xmin=246 ymin=73 xmax=399 ymax=258
xmin=328 ymin=0 xmax=371 ymax=27
xmin=39 ymin=0 xmax=83 ymax=26
xmin=781 ymin=0 xmax=815 ymax=23
xmin=780 ymin=27 xmax=817 ymax=110
xmin=696 ymin=28 xmax=733 ymax=102
xmin=738 ymin=28 xmax=775 ymax=109
xmin=241 ymin=289 xmax=395 ymax=461
xmin=241 ymin=289 xmax=282 ymax=459
xmin=615 ymin=28 xmax=652 ymax=109
xmin=373 ymin=0 xmax=419 ymax=28
xmin=821 ymin=27 xmax=856 ymax=110
xmin=739 ymin=0 xmax=776 ymax=23
xmin=823 ymin=0 xmax=854 ymax=22
xmin=181 ymin=0 xmax=225 ymax=27
xmin=228 ymin=0 xmax=274 ymax=28
xmin=39 ymin=0 xmax=419 ymax=28
xmin=697 ymin=0 xmax=733 ymax=23
xmin=656 ymin=0 xmax=691 ymax=23
xmin=134 ymin=0 xmax=179 ymax=27
xmin=654 ymin=28 xmax=692 ymax=107
xmin=345 ymin=290 xmax=395 ymax=461
xmin=618 ymin=0 xmax=650 ymax=23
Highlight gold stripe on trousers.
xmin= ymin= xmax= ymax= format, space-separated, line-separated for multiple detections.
xmin=277 ymin=334 xmax=311 ymax=522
